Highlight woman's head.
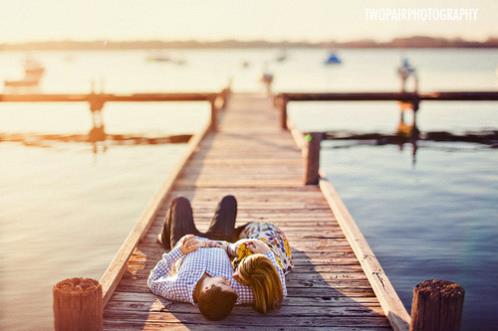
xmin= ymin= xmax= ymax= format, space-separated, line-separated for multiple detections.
xmin=234 ymin=254 xmax=283 ymax=313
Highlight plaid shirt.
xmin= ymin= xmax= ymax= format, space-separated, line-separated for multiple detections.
xmin=147 ymin=239 xmax=286 ymax=305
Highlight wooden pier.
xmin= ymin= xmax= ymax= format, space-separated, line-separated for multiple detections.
xmin=48 ymin=91 xmax=471 ymax=330
xmin=95 ymin=93 xmax=408 ymax=330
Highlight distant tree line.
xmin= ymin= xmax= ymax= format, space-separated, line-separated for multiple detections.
xmin=1 ymin=36 xmax=498 ymax=51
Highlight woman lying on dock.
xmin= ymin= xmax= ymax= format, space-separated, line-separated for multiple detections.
xmin=207 ymin=221 xmax=294 ymax=313
xmin=147 ymin=195 xmax=292 ymax=320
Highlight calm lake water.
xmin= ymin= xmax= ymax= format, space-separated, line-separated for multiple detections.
xmin=0 ymin=48 xmax=497 ymax=330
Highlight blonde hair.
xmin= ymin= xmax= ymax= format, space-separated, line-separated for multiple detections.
xmin=236 ymin=254 xmax=283 ymax=313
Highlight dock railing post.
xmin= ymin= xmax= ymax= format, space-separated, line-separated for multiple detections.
xmin=272 ymin=95 xmax=279 ymax=108
xmin=222 ymin=87 xmax=229 ymax=110
xmin=210 ymin=97 xmax=217 ymax=131
xmin=303 ymin=132 xmax=322 ymax=185
xmin=53 ymin=277 xmax=103 ymax=331
xmin=89 ymin=94 xmax=105 ymax=127
xmin=410 ymin=279 xmax=465 ymax=331
xmin=217 ymin=87 xmax=231 ymax=111
xmin=279 ymin=96 xmax=288 ymax=130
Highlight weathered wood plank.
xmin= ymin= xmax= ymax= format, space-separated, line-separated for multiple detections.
xmin=113 ymin=286 xmax=377 ymax=298
xmin=103 ymin=321 xmax=391 ymax=331
xmin=105 ymin=300 xmax=384 ymax=316
xmin=103 ymin=311 xmax=391 ymax=327
xmin=118 ymin=276 xmax=375 ymax=290
xmin=110 ymin=291 xmax=379 ymax=305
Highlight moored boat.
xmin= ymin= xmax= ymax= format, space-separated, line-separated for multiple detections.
xmin=324 ymin=51 xmax=342 ymax=64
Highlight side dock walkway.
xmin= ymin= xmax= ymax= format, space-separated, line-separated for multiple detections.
xmin=102 ymin=93 xmax=407 ymax=330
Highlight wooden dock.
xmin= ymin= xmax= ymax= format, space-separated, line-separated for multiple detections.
xmin=94 ymin=93 xmax=411 ymax=330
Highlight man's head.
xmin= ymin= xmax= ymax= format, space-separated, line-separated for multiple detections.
xmin=197 ymin=276 xmax=238 ymax=320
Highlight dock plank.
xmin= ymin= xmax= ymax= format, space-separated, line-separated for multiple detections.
xmin=103 ymin=94 xmax=394 ymax=330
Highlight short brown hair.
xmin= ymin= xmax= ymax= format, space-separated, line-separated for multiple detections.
xmin=197 ymin=285 xmax=238 ymax=320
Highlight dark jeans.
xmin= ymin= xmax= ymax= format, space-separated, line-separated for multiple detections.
xmin=161 ymin=195 xmax=242 ymax=250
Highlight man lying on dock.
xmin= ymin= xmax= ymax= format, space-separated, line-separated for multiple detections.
xmin=147 ymin=196 xmax=287 ymax=320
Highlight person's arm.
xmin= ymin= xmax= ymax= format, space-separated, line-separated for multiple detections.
xmin=202 ymin=239 xmax=238 ymax=257
xmin=226 ymin=242 xmax=238 ymax=257
xmin=147 ymin=235 xmax=203 ymax=302
xmin=147 ymin=246 xmax=187 ymax=301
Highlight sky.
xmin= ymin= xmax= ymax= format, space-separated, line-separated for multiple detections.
xmin=0 ymin=0 xmax=497 ymax=43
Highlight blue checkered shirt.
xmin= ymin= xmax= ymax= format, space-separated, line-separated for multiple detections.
xmin=147 ymin=244 xmax=258 ymax=304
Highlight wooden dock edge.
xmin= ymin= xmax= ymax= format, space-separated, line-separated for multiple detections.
xmin=287 ymin=118 xmax=410 ymax=331
xmin=318 ymin=176 xmax=410 ymax=331
xmin=99 ymin=120 xmax=211 ymax=306
xmin=288 ymin=120 xmax=306 ymax=153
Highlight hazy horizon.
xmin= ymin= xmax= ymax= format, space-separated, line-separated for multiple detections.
xmin=2 ymin=34 xmax=498 ymax=44
xmin=1 ymin=0 xmax=497 ymax=43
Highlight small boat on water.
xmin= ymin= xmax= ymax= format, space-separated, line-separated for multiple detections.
xmin=146 ymin=53 xmax=172 ymax=63
xmin=324 ymin=51 xmax=342 ymax=65
xmin=24 ymin=58 xmax=45 ymax=77
xmin=146 ymin=52 xmax=187 ymax=65
xmin=4 ymin=79 xmax=40 ymax=88
xmin=3 ymin=57 xmax=45 ymax=90
xmin=275 ymin=49 xmax=288 ymax=63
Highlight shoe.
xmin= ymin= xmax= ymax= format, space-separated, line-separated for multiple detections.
xmin=157 ymin=233 xmax=164 ymax=246
xmin=206 ymin=195 xmax=237 ymax=240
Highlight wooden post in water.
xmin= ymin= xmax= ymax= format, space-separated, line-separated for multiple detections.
xmin=411 ymin=98 xmax=420 ymax=139
xmin=410 ymin=279 xmax=465 ymax=331
xmin=210 ymin=98 xmax=217 ymax=131
xmin=89 ymin=95 xmax=105 ymax=129
xmin=279 ymin=96 xmax=288 ymax=130
xmin=303 ymin=132 xmax=322 ymax=185
xmin=53 ymin=278 xmax=103 ymax=331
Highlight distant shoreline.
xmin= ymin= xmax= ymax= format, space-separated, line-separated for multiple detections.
xmin=2 ymin=36 xmax=498 ymax=51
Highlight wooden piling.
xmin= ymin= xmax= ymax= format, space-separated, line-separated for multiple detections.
xmin=210 ymin=98 xmax=217 ymax=131
xmin=410 ymin=279 xmax=465 ymax=331
xmin=279 ymin=96 xmax=288 ymax=130
xmin=303 ymin=132 xmax=322 ymax=185
xmin=53 ymin=277 xmax=103 ymax=331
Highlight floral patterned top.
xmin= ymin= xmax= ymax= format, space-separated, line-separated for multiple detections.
xmin=230 ymin=222 xmax=293 ymax=274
